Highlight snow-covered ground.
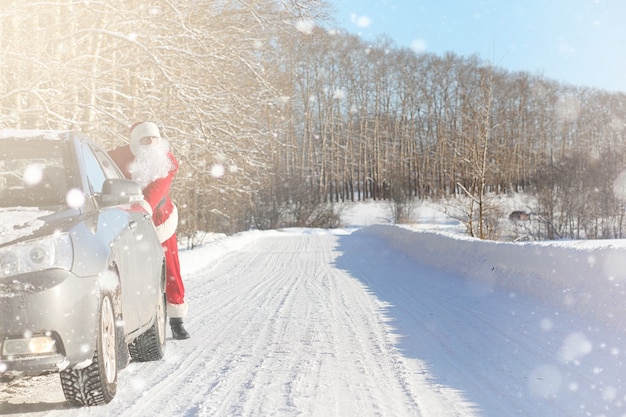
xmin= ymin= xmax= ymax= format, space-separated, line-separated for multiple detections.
xmin=2 ymin=202 xmax=626 ymax=416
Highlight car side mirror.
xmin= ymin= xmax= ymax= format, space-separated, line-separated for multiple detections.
xmin=100 ymin=178 xmax=144 ymax=206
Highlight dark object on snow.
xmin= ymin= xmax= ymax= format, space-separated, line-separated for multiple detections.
xmin=509 ymin=210 xmax=530 ymax=222
xmin=0 ymin=129 xmax=167 ymax=407
xmin=170 ymin=317 xmax=190 ymax=340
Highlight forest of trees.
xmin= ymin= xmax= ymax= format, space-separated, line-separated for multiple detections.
xmin=2 ymin=0 xmax=626 ymax=241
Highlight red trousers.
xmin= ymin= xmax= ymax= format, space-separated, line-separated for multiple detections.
xmin=162 ymin=232 xmax=185 ymax=305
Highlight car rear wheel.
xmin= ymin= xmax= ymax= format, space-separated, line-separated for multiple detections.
xmin=60 ymin=294 xmax=117 ymax=406
xmin=128 ymin=286 xmax=166 ymax=362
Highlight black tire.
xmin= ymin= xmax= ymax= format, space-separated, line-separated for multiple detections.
xmin=128 ymin=289 xmax=166 ymax=362
xmin=115 ymin=317 xmax=130 ymax=370
xmin=60 ymin=294 xmax=117 ymax=406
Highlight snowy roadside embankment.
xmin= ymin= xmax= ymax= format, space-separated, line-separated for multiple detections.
xmin=363 ymin=224 xmax=626 ymax=330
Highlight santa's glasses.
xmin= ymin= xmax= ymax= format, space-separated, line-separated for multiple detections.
xmin=139 ymin=136 xmax=159 ymax=145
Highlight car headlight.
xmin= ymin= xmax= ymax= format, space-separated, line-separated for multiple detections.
xmin=0 ymin=234 xmax=73 ymax=279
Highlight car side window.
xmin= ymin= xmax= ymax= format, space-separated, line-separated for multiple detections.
xmin=91 ymin=146 xmax=123 ymax=179
xmin=82 ymin=145 xmax=108 ymax=194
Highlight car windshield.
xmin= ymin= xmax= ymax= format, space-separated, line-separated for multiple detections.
xmin=0 ymin=139 xmax=72 ymax=208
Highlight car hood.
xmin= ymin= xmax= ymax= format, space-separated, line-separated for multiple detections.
xmin=0 ymin=207 xmax=70 ymax=246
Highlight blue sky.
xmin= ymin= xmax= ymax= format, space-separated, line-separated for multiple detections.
xmin=330 ymin=0 xmax=626 ymax=93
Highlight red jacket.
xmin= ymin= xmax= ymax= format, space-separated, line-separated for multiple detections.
xmin=108 ymin=145 xmax=179 ymax=242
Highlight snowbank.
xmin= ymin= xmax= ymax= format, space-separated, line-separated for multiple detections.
xmin=362 ymin=224 xmax=626 ymax=330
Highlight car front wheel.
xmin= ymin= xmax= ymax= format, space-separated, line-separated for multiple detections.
xmin=60 ymin=294 xmax=117 ymax=406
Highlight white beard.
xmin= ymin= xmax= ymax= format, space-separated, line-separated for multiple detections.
xmin=129 ymin=139 xmax=174 ymax=189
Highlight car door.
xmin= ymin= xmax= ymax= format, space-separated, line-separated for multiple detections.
xmin=81 ymin=142 xmax=158 ymax=332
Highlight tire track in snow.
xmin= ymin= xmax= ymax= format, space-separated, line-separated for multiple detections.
xmin=178 ymin=232 xmax=430 ymax=417
xmin=131 ymin=231 xmax=465 ymax=417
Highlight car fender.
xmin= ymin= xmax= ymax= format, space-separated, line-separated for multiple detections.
xmin=67 ymin=214 xmax=116 ymax=278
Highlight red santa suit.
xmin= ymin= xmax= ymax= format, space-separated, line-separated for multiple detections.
xmin=108 ymin=125 xmax=187 ymax=319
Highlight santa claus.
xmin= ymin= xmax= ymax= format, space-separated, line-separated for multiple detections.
xmin=109 ymin=122 xmax=190 ymax=340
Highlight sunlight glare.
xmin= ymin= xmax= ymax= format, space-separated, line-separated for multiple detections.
xmin=66 ymin=188 xmax=85 ymax=208
xmin=558 ymin=332 xmax=592 ymax=363
xmin=410 ymin=38 xmax=427 ymax=53
xmin=211 ymin=164 xmax=225 ymax=178
xmin=350 ymin=13 xmax=371 ymax=28
xmin=23 ymin=164 xmax=43 ymax=186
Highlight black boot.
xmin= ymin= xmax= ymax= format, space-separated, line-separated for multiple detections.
xmin=170 ymin=318 xmax=190 ymax=340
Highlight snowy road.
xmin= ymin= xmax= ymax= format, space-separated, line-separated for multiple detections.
xmin=2 ymin=226 xmax=625 ymax=416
